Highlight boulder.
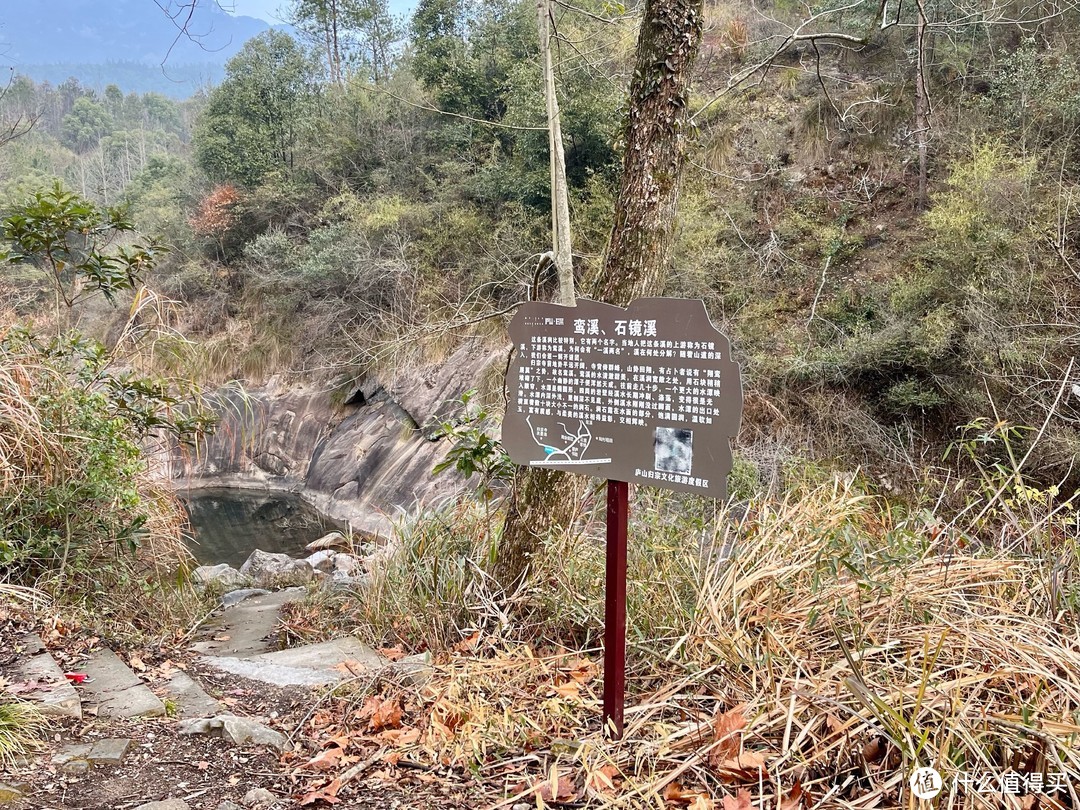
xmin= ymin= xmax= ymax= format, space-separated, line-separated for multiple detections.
xmin=178 ymin=714 xmax=291 ymax=752
xmin=306 ymin=531 xmax=346 ymax=551
xmin=192 ymin=564 xmax=250 ymax=592
xmin=239 ymin=550 xmax=313 ymax=589
xmin=332 ymin=553 xmax=362 ymax=576
xmin=304 ymin=550 xmax=336 ymax=573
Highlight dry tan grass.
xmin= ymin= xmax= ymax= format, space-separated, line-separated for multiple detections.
xmin=0 ymin=349 xmax=60 ymax=496
xmin=347 ymin=479 xmax=1080 ymax=808
xmin=0 ymin=311 xmax=206 ymax=641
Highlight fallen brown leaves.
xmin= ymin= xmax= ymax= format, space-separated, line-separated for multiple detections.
xmin=282 ymin=481 xmax=1080 ymax=808
xmin=708 ymin=706 xmax=768 ymax=782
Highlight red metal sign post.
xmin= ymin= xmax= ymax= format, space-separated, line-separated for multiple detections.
xmin=603 ymin=479 xmax=629 ymax=739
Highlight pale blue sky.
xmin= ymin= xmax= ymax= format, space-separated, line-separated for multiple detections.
xmin=228 ymin=0 xmax=415 ymax=25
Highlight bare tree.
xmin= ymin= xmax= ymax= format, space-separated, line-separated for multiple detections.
xmin=0 ymin=69 xmax=39 ymax=148
xmin=537 ymin=0 xmax=576 ymax=307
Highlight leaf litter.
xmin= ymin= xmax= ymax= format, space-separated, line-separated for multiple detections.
xmin=285 ymin=480 xmax=1080 ymax=808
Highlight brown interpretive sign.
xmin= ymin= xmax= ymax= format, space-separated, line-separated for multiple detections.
xmin=504 ymin=298 xmax=743 ymax=498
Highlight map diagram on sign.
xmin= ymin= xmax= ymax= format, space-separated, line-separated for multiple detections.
xmin=526 ymin=416 xmax=612 ymax=466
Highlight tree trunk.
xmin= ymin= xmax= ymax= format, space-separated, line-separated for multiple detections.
xmin=914 ymin=0 xmax=930 ymax=211
xmin=537 ymin=0 xmax=575 ymax=307
xmin=497 ymin=0 xmax=705 ymax=589
xmin=595 ymin=0 xmax=704 ymax=304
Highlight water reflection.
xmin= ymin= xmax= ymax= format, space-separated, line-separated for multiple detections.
xmin=182 ymin=488 xmax=344 ymax=568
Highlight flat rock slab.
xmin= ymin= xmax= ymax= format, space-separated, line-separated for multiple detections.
xmin=177 ymin=714 xmax=290 ymax=752
xmin=7 ymin=633 xmax=81 ymax=720
xmin=52 ymin=738 xmax=133 ymax=773
xmin=249 ymin=637 xmax=382 ymax=671
xmin=200 ymin=637 xmax=383 ymax=688
xmin=198 ymin=656 xmax=340 ymax=688
xmin=190 ymin=588 xmax=306 ymax=658
xmin=162 ymin=670 xmax=221 ymax=718
xmin=82 ymin=649 xmax=165 ymax=718
xmin=134 ymin=802 xmax=190 ymax=810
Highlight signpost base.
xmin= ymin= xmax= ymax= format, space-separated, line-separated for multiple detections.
xmin=603 ymin=480 xmax=629 ymax=739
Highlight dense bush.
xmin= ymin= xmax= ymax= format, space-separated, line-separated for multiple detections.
xmin=0 ymin=184 xmax=209 ymax=636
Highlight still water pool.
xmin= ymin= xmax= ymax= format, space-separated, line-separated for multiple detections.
xmin=182 ymin=488 xmax=344 ymax=568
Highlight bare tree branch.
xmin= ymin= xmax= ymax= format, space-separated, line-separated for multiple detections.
xmin=0 ymin=68 xmax=39 ymax=148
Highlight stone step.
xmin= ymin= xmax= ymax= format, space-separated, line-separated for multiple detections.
xmin=5 ymin=633 xmax=81 ymax=720
xmin=160 ymin=670 xmax=222 ymax=718
xmin=81 ymin=648 xmax=165 ymax=718
xmin=200 ymin=637 xmax=384 ymax=688
xmin=51 ymin=737 xmax=133 ymax=775
xmin=189 ymin=587 xmax=306 ymax=659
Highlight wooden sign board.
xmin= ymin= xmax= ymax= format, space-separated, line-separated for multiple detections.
xmin=504 ymin=298 xmax=743 ymax=497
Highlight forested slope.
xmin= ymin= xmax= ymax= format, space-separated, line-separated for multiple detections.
xmin=2 ymin=0 xmax=1079 ymax=499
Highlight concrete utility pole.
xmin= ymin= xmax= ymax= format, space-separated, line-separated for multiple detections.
xmin=537 ymin=0 xmax=575 ymax=306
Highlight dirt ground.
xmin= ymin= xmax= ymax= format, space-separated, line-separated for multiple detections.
xmin=7 ymin=677 xmax=485 ymax=810
xmin=1 ymin=612 xmax=486 ymax=810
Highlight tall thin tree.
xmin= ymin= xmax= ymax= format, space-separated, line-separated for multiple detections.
xmin=537 ymin=0 xmax=575 ymax=307
xmin=498 ymin=0 xmax=706 ymax=587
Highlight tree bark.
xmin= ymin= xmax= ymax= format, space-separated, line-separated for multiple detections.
xmin=595 ymin=0 xmax=704 ymax=304
xmin=914 ymin=0 xmax=930 ymax=211
xmin=497 ymin=0 xmax=705 ymax=589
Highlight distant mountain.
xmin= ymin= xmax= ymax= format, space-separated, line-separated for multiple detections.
xmin=0 ymin=1 xmax=275 ymax=97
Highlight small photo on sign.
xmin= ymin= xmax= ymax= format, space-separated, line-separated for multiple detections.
xmin=654 ymin=428 xmax=693 ymax=475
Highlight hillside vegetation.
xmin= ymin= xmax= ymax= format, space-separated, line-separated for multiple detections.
xmin=2 ymin=2 xmax=1080 ymax=805
xmin=4 ymin=0 xmax=1077 ymax=497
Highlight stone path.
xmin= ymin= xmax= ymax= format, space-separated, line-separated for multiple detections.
xmin=80 ymin=648 xmax=166 ymax=719
xmin=11 ymin=633 xmax=81 ymax=720
xmin=1 ymin=586 xmax=397 ymax=809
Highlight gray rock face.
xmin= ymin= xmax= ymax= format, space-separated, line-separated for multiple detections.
xmin=193 ymin=564 xmax=250 ymax=592
xmin=134 ymin=802 xmax=190 ymax=810
xmin=177 ymin=714 xmax=290 ymax=752
xmin=171 ymin=342 xmax=502 ymax=534
xmin=333 ymin=553 xmax=361 ymax=576
xmin=216 ymin=803 xmax=244 ymax=810
xmin=239 ymin=550 xmax=313 ymax=589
